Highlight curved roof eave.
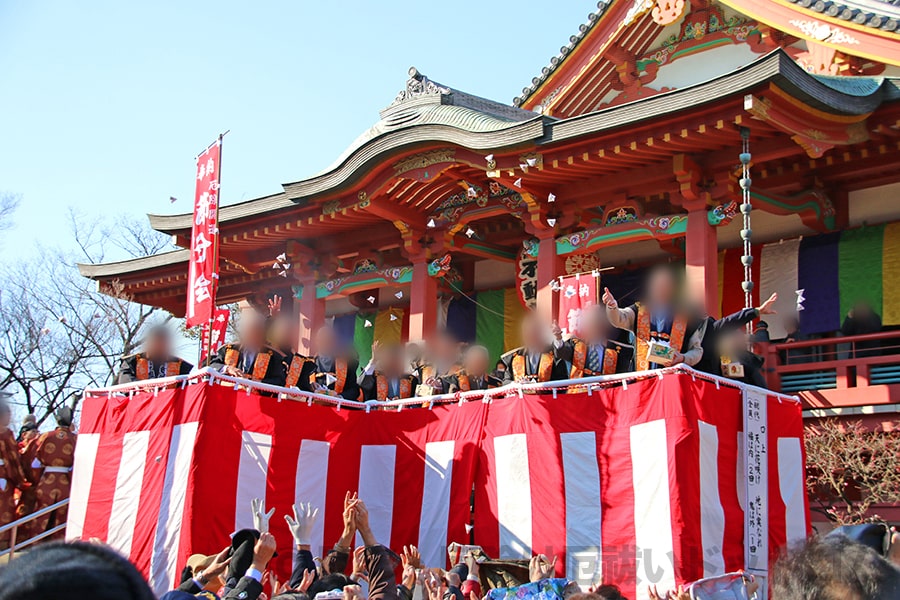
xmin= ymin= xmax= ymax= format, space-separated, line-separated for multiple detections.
xmin=545 ymin=50 xmax=893 ymax=143
xmin=281 ymin=116 xmax=547 ymax=201
xmin=78 ymin=249 xmax=190 ymax=279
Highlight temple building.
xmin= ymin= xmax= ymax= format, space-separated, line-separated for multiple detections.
xmin=82 ymin=1 xmax=900 ymax=440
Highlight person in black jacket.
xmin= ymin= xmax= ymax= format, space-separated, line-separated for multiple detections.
xmin=500 ymin=313 xmax=569 ymax=383
xmin=842 ymin=300 xmax=883 ymax=357
xmin=208 ymin=312 xmax=287 ymax=387
xmin=696 ymin=292 xmax=778 ymax=377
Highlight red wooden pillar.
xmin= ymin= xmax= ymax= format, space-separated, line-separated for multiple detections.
xmin=409 ymin=258 xmax=437 ymax=342
xmin=296 ymin=277 xmax=325 ymax=354
xmin=685 ymin=205 xmax=719 ymax=317
xmin=535 ymin=231 xmax=560 ymax=323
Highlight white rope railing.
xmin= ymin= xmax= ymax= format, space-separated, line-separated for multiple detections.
xmin=83 ymin=365 xmax=799 ymax=409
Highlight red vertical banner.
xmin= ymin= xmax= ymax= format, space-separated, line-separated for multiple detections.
xmin=557 ymin=273 xmax=599 ymax=337
xmin=199 ymin=308 xmax=230 ymax=357
xmin=186 ymin=138 xmax=222 ymax=328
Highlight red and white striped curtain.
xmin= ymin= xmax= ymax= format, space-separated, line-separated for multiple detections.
xmin=68 ymin=375 xmax=808 ymax=600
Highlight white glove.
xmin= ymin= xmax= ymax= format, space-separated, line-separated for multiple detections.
xmin=284 ymin=501 xmax=319 ymax=546
xmin=251 ymin=497 xmax=275 ymax=533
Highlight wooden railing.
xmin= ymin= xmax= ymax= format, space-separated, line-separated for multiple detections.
xmin=758 ymin=330 xmax=900 ymax=397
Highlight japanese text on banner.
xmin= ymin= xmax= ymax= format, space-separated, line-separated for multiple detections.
xmin=558 ymin=273 xmax=599 ymax=337
xmin=186 ymin=139 xmax=222 ymax=327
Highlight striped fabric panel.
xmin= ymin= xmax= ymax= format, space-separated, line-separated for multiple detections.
xmin=838 ymin=224 xmax=884 ymax=320
xmin=476 ymin=289 xmax=505 ymax=364
xmin=882 ymin=222 xmax=900 ymax=325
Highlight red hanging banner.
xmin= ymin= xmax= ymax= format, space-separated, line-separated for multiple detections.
xmin=186 ymin=138 xmax=222 ymax=328
xmin=557 ymin=273 xmax=599 ymax=337
xmin=200 ymin=307 xmax=230 ymax=356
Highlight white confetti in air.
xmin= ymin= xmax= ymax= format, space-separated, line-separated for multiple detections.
xmin=390 ymin=313 xmax=398 ymax=321
xmin=484 ymin=154 xmax=494 ymax=162
xmin=465 ymin=227 xmax=475 ymax=238
xmin=526 ymin=157 xmax=537 ymax=167
xmin=395 ymin=291 xmax=403 ymax=299
xmin=548 ymin=193 xmax=556 ymax=203
xmin=547 ymin=218 xmax=557 ymax=227
xmin=513 ymin=178 xmax=522 ymax=188
xmin=367 ymin=296 xmax=376 ymax=304
xmin=364 ymin=320 xmax=372 ymax=328
xmin=427 ymin=218 xmax=436 ymax=228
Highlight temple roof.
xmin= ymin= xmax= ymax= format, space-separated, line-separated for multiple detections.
xmin=788 ymin=0 xmax=900 ymax=30
xmin=77 ymin=249 xmax=189 ymax=278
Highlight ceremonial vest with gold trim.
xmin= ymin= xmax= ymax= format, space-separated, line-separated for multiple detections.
xmin=310 ymin=357 xmax=349 ymax=394
xmin=375 ymin=374 xmax=414 ymax=401
xmin=635 ymin=303 xmax=687 ymax=371
xmin=135 ymin=356 xmax=182 ymax=380
xmin=285 ymin=355 xmax=313 ymax=388
xmin=456 ymin=372 xmax=500 ymax=392
xmin=567 ymin=340 xmax=619 ymax=377
xmin=511 ymin=351 xmax=554 ymax=382
xmin=223 ymin=345 xmax=272 ymax=382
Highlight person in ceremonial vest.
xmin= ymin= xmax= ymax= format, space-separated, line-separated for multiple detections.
xmin=695 ymin=292 xmax=778 ymax=377
xmin=310 ymin=324 xmax=361 ymax=400
xmin=209 ymin=312 xmax=286 ymax=386
xmin=442 ymin=344 xmax=503 ymax=393
xmin=414 ymin=330 xmax=462 ymax=393
xmin=717 ymin=328 xmax=767 ymax=388
xmin=500 ymin=312 xmax=569 ymax=383
xmin=24 ymin=406 xmax=76 ymax=542
xmin=0 ymin=401 xmax=27 ymax=546
xmin=116 ymin=325 xmax=193 ymax=384
xmin=268 ymin=313 xmax=316 ymax=392
xmin=603 ymin=265 xmax=705 ymax=370
xmin=558 ymin=305 xmax=634 ymax=377
xmin=359 ymin=341 xmax=419 ymax=401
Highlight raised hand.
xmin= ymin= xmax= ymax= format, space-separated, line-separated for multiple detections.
xmin=602 ymin=287 xmax=618 ymax=310
xmin=251 ymin=497 xmax=276 ymax=533
xmin=297 ymin=568 xmax=316 ymax=593
xmin=252 ymin=531 xmax=277 ymax=571
xmin=343 ymin=584 xmax=365 ymax=600
xmin=351 ymin=546 xmax=367 ymax=580
xmin=402 ymin=545 xmax=422 ymax=570
xmin=758 ymin=292 xmax=778 ymax=315
xmin=528 ymin=554 xmax=557 ymax=582
xmin=197 ymin=547 xmax=231 ymax=587
xmin=354 ymin=499 xmax=374 ymax=546
xmin=284 ymin=501 xmax=319 ymax=547
xmin=267 ymin=294 xmax=283 ymax=317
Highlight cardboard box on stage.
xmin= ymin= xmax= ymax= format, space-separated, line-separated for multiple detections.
xmin=70 ymin=367 xmax=808 ymax=600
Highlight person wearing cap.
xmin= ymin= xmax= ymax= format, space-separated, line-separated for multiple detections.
xmin=0 ymin=400 xmax=28 ymax=545
xmin=21 ymin=406 xmax=76 ymax=541
xmin=117 ymin=324 xmax=193 ymax=384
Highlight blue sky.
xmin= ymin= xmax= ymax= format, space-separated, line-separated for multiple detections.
xmin=0 ymin=1 xmax=593 ymax=259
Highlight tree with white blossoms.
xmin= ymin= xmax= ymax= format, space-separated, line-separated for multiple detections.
xmin=0 ymin=208 xmax=173 ymax=425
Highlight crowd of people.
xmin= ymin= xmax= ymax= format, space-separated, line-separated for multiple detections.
xmin=117 ymin=266 xmax=783 ymax=399
xmin=0 ymin=403 xmax=76 ymax=550
xmin=2 ymin=489 xmax=900 ymax=599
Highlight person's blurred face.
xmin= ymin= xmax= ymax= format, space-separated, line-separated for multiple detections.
xmin=464 ymin=347 xmax=489 ymax=376
xmin=315 ymin=326 xmax=336 ymax=356
xmin=0 ymin=408 xmax=10 ymax=429
xmin=145 ymin=331 xmax=171 ymax=359
xmin=521 ymin=316 xmax=546 ymax=350
xmin=269 ymin=315 xmax=294 ymax=351
xmin=647 ymin=268 xmax=676 ymax=307
xmin=579 ymin=306 xmax=608 ymax=342
xmin=431 ymin=332 xmax=458 ymax=364
xmin=239 ymin=315 xmax=267 ymax=349
xmin=406 ymin=342 xmax=422 ymax=364
xmin=382 ymin=344 xmax=405 ymax=376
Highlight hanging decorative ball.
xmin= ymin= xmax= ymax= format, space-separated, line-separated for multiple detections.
xmin=739 ymin=152 xmax=752 ymax=164
xmin=741 ymin=228 xmax=752 ymax=240
xmin=740 ymin=202 xmax=752 ymax=215
xmin=741 ymin=255 xmax=754 ymax=266
xmin=742 ymin=280 xmax=755 ymax=293
xmin=739 ymin=177 xmax=752 ymax=189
